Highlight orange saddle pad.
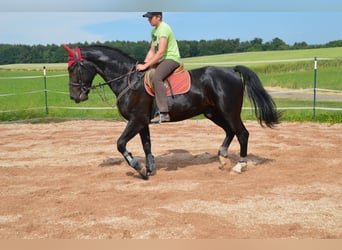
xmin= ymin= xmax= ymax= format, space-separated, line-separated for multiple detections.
xmin=144 ymin=66 xmax=191 ymax=97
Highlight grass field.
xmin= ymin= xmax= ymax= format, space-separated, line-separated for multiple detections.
xmin=0 ymin=47 xmax=341 ymax=123
xmin=182 ymin=47 xmax=342 ymax=65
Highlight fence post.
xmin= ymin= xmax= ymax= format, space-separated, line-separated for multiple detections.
xmin=43 ymin=66 xmax=49 ymax=116
xmin=312 ymin=57 xmax=317 ymax=120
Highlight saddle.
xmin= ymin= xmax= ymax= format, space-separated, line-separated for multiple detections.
xmin=144 ymin=64 xmax=191 ymax=97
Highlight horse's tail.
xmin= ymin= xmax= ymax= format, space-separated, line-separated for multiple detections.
xmin=234 ymin=65 xmax=281 ymax=128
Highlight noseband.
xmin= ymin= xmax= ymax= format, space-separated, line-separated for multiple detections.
xmin=67 ymin=47 xmax=93 ymax=96
xmin=68 ymin=59 xmax=139 ymax=104
xmin=66 ymin=47 xmax=140 ymax=103
xmin=68 ymin=61 xmax=93 ymax=95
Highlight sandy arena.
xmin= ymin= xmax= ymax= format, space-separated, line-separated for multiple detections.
xmin=0 ymin=119 xmax=341 ymax=239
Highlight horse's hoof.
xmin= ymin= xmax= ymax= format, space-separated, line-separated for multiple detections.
xmin=138 ymin=167 xmax=149 ymax=180
xmin=147 ymin=168 xmax=156 ymax=176
xmin=230 ymin=161 xmax=247 ymax=174
xmin=219 ymin=155 xmax=227 ymax=169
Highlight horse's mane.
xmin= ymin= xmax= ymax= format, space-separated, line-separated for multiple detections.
xmin=82 ymin=45 xmax=137 ymax=63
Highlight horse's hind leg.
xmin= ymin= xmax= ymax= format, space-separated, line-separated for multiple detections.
xmin=217 ymin=132 xmax=234 ymax=169
xmin=206 ymin=110 xmax=249 ymax=173
xmin=230 ymin=120 xmax=249 ymax=174
xmin=205 ymin=113 xmax=235 ymax=169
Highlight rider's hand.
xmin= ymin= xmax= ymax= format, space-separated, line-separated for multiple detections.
xmin=136 ymin=63 xmax=148 ymax=72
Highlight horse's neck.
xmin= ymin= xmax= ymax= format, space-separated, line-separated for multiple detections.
xmin=102 ymin=61 xmax=134 ymax=81
xmin=84 ymin=48 xmax=135 ymax=80
xmin=83 ymin=47 xmax=137 ymax=96
xmin=99 ymin=59 xmax=137 ymax=96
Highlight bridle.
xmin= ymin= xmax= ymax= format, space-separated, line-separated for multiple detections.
xmin=68 ymin=62 xmax=92 ymax=97
xmin=68 ymin=56 xmax=140 ymax=103
xmin=67 ymin=48 xmax=93 ymax=97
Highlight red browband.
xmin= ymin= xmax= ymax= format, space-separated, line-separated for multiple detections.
xmin=62 ymin=44 xmax=84 ymax=67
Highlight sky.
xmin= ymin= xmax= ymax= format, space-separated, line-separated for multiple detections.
xmin=1 ymin=0 xmax=342 ymax=46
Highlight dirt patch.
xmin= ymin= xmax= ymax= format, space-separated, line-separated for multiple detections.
xmin=0 ymin=120 xmax=341 ymax=239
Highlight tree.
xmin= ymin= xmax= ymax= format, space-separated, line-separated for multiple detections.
xmin=266 ymin=37 xmax=289 ymax=50
xmin=0 ymin=38 xmax=339 ymax=65
xmin=293 ymin=42 xmax=308 ymax=50
xmin=325 ymin=40 xmax=342 ymax=47
xmin=249 ymin=38 xmax=264 ymax=51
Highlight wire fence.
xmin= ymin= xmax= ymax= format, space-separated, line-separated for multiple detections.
xmin=0 ymin=66 xmax=341 ymax=121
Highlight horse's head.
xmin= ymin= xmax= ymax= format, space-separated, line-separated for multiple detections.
xmin=62 ymin=44 xmax=96 ymax=103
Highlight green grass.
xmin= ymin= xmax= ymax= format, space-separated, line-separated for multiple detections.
xmin=0 ymin=72 xmax=121 ymax=121
xmin=1 ymin=47 xmax=341 ymax=123
xmin=258 ymin=64 xmax=342 ymax=90
xmin=242 ymin=98 xmax=342 ymax=123
xmin=182 ymin=47 xmax=342 ymax=65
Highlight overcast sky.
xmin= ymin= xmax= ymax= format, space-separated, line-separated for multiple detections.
xmin=1 ymin=0 xmax=341 ymax=45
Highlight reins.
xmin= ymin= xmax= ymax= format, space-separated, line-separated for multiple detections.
xmin=71 ymin=60 xmax=140 ymax=103
xmin=65 ymin=45 xmax=142 ymax=104
xmin=92 ymin=64 xmax=140 ymax=103
xmin=91 ymin=66 xmax=136 ymax=90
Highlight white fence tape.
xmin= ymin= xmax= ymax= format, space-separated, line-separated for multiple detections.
xmin=243 ymin=106 xmax=342 ymax=111
xmin=0 ymin=74 xmax=68 ymax=80
xmin=0 ymin=107 xmax=45 ymax=113
xmin=269 ymin=88 xmax=342 ymax=94
xmin=48 ymin=106 xmax=116 ymax=110
xmin=0 ymin=72 xmax=341 ymax=115
xmin=2 ymin=106 xmax=340 ymax=114
xmin=0 ymin=90 xmax=44 ymax=97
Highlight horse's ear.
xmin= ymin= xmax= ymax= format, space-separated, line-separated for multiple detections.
xmin=61 ymin=44 xmax=74 ymax=56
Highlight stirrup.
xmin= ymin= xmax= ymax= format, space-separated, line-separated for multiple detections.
xmin=150 ymin=112 xmax=170 ymax=123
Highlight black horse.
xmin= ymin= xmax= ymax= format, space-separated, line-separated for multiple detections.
xmin=62 ymin=44 xmax=280 ymax=179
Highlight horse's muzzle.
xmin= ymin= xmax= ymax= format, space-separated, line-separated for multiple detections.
xmin=70 ymin=91 xmax=88 ymax=103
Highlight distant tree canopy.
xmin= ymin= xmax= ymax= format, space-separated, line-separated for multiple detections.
xmin=0 ymin=38 xmax=341 ymax=65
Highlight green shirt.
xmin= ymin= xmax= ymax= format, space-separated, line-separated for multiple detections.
xmin=151 ymin=21 xmax=181 ymax=63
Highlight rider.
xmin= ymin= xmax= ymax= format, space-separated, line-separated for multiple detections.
xmin=136 ymin=12 xmax=181 ymax=123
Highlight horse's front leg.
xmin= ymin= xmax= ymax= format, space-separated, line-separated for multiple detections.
xmin=139 ymin=126 xmax=156 ymax=176
xmin=117 ymin=121 xmax=149 ymax=180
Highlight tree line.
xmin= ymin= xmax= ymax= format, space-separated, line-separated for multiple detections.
xmin=1 ymin=38 xmax=341 ymax=65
